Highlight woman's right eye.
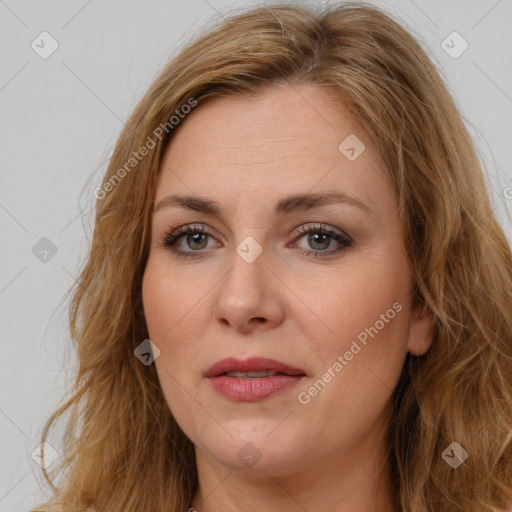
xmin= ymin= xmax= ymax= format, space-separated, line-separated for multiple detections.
xmin=160 ymin=224 xmax=218 ymax=259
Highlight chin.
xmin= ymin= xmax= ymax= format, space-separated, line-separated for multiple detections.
xmin=197 ymin=429 xmax=307 ymax=474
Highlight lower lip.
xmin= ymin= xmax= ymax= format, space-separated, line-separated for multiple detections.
xmin=207 ymin=374 xmax=306 ymax=401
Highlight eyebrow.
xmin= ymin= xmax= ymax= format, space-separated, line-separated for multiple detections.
xmin=154 ymin=192 xmax=372 ymax=217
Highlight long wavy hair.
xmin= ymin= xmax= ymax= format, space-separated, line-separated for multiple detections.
xmin=31 ymin=2 xmax=512 ymax=511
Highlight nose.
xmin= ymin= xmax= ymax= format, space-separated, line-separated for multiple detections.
xmin=212 ymin=245 xmax=285 ymax=334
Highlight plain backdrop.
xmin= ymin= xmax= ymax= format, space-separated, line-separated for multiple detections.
xmin=1 ymin=0 xmax=511 ymax=510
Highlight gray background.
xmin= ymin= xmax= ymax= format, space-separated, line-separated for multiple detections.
xmin=1 ymin=0 xmax=511 ymax=510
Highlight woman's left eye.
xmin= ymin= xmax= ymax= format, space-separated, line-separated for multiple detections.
xmin=291 ymin=223 xmax=352 ymax=258
xmin=159 ymin=222 xmax=352 ymax=259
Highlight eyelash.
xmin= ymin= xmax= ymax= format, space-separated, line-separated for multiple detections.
xmin=158 ymin=222 xmax=352 ymax=260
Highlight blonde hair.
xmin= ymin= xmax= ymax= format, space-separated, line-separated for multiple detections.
xmin=31 ymin=2 xmax=512 ymax=511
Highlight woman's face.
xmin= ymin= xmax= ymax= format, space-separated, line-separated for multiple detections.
xmin=142 ymin=83 xmax=433 ymax=478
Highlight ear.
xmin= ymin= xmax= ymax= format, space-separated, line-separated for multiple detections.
xmin=407 ymin=300 xmax=435 ymax=356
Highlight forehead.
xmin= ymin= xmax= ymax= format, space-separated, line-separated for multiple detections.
xmin=156 ymin=83 xmax=392 ymax=214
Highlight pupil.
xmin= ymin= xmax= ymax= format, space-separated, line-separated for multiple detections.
xmin=188 ymin=233 xmax=207 ymax=249
xmin=309 ymin=233 xmax=329 ymax=250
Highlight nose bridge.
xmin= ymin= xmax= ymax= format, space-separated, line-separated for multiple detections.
xmin=223 ymin=234 xmax=267 ymax=300
xmin=212 ymin=235 xmax=283 ymax=330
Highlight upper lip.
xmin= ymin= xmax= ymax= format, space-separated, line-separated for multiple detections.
xmin=204 ymin=357 xmax=307 ymax=378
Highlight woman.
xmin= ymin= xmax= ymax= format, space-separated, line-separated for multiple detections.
xmin=31 ymin=2 xmax=512 ymax=511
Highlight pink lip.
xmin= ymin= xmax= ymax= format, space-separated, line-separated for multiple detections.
xmin=204 ymin=357 xmax=306 ymax=378
xmin=204 ymin=357 xmax=307 ymax=402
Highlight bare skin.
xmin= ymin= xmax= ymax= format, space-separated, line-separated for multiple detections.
xmin=142 ymin=82 xmax=434 ymax=512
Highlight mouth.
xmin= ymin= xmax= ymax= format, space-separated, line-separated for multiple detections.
xmin=204 ymin=356 xmax=307 ymax=378
xmin=220 ymin=370 xmax=300 ymax=378
xmin=204 ymin=357 xmax=307 ymax=401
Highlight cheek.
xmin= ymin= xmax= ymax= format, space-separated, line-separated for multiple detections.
xmin=142 ymin=256 xmax=201 ymax=341
xmin=142 ymin=257 xmax=208 ymax=384
xmin=296 ymin=257 xmax=410 ymax=409
xmin=301 ymin=258 xmax=409 ymax=353
xmin=142 ymin=261 xmax=204 ymax=429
